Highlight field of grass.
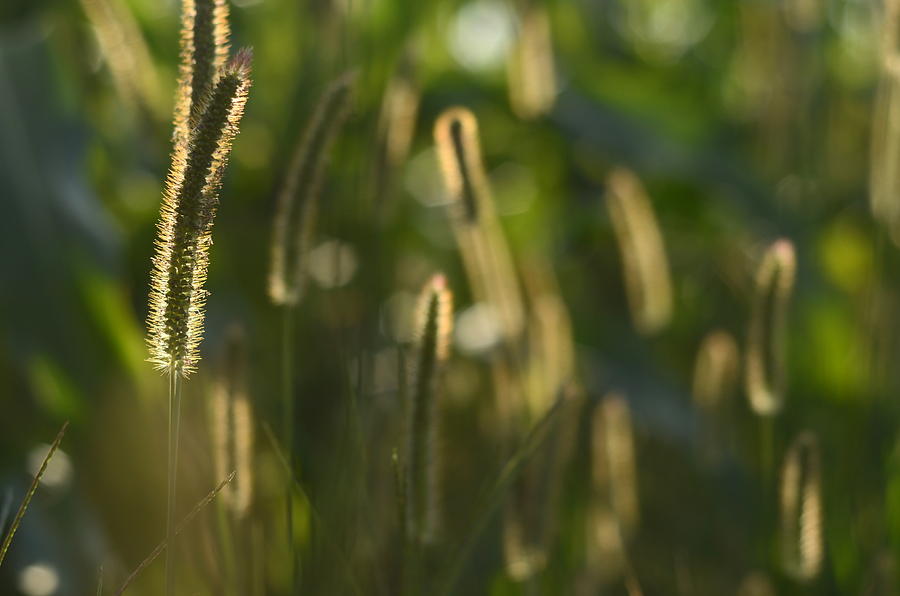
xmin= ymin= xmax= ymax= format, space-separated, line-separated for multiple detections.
xmin=0 ymin=0 xmax=898 ymax=594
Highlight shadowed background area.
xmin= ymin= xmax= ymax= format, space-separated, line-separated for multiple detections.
xmin=0 ymin=0 xmax=897 ymax=594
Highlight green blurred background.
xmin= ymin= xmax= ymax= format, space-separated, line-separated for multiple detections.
xmin=0 ymin=0 xmax=897 ymax=593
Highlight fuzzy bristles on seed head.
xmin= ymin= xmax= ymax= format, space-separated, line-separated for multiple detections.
xmin=174 ymin=0 xmax=231 ymax=150
xmin=147 ymin=49 xmax=253 ymax=376
xmin=406 ymin=273 xmax=453 ymax=544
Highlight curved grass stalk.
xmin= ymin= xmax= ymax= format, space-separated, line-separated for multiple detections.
xmin=0 ymin=421 xmax=68 ymax=567
xmin=114 ymin=472 xmax=236 ymax=596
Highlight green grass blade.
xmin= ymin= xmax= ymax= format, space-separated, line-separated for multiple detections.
xmin=0 ymin=420 xmax=69 ymax=567
xmin=114 ymin=471 xmax=235 ymax=596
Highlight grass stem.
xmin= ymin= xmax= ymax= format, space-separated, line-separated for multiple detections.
xmin=0 ymin=421 xmax=68 ymax=567
xmin=281 ymin=304 xmax=297 ymax=588
xmin=165 ymin=368 xmax=183 ymax=596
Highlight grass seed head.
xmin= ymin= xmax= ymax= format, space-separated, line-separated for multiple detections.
xmin=268 ymin=72 xmax=356 ymax=306
xmin=148 ymin=50 xmax=253 ymax=376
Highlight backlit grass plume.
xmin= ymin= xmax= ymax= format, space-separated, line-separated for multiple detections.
xmin=268 ymin=72 xmax=355 ymax=306
xmin=780 ymin=431 xmax=823 ymax=582
xmin=745 ymin=238 xmax=795 ymax=417
xmin=147 ymin=49 xmax=252 ymax=376
xmin=507 ymin=4 xmax=557 ymax=119
xmin=605 ymin=167 xmax=673 ymax=335
xmin=434 ymin=107 xmax=525 ymax=342
xmin=174 ymin=0 xmax=231 ymax=149
xmin=406 ymin=273 xmax=453 ymax=545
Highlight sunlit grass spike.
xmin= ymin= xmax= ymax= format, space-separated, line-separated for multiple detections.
xmin=268 ymin=72 xmax=356 ymax=305
xmin=147 ymin=49 xmax=253 ymax=376
xmin=173 ymin=0 xmax=231 ymax=149
xmin=605 ymin=167 xmax=673 ymax=335
xmin=745 ymin=238 xmax=795 ymax=417
xmin=434 ymin=107 xmax=488 ymax=223
xmin=406 ymin=273 xmax=453 ymax=545
xmin=780 ymin=431 xmax=823 ymax=582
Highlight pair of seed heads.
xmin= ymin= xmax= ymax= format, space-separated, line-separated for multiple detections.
xmin=147 ymin=0 xmax=253 ymax=377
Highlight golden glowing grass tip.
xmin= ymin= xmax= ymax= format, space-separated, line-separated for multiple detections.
xmin=745 ymin=238 xmax=795 ymax=416
xmin=174 ymin=0 xmax=231 ymax=149
xmin=268 ymin=71 xmax=357 ymax=306
xmin=605 ymin=167 xmax=673 ymax=335
xmin=433 ymin=107 xmax=526 ymax=342
xmin=780 ymin=431 xmax=823 ymax=583
xmin=147 ymin=49 xmax=253 ymax=376
xmin=434 ymin=107 xmax=491 ymax=223
xmin=406 ymin=273 xmax=453 ymax=544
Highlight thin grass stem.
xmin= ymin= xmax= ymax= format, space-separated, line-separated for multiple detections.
xmin=261 ymin=424 xmax=364 ymax=596
xmin=165 ymin=367 xmax=183 ymax=596
xmin=0 ymin=421 xmax=69 ymax=567
xmin=280 ymin=303 xmax=296 ymax=588
xmin=115 ymin=472 xmax=235 ymax=596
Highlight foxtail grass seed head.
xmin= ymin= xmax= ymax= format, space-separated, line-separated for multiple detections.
xmin=434 ymin=107 xmax=490 ymax=223
xmin=592 ymin=393 xmax=639 ymax=537
xmin=605 ymin=168 xmax=673 ymax=335
xmin=174 ymin=0 xmax=231 ymax=149
xmin=780 ymin=432 xmax=823 ymax=582
xmin=268 ymin=72 xmax=356 ymax=305
xmin=210 ymin=326 xmax=254 ymax=517
xmin=692 ymin=330 xmax=740 ymax=410
xmin=433 ymin=107 xmax=526 ymax=341
xmin=745 ymin=238 xmax=795 ymax=417
xmin=379 ymin=70 xmax=420 ymax=168
xmin=507 ymin=5 xmax=557 ymax=119
xmin=405 ymin=274 xmax=453 ymax=545
xmin=147 ymin=50 xmax=253 ymax=376
xmin=870 ymin=0 xmax=900 ymax=244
